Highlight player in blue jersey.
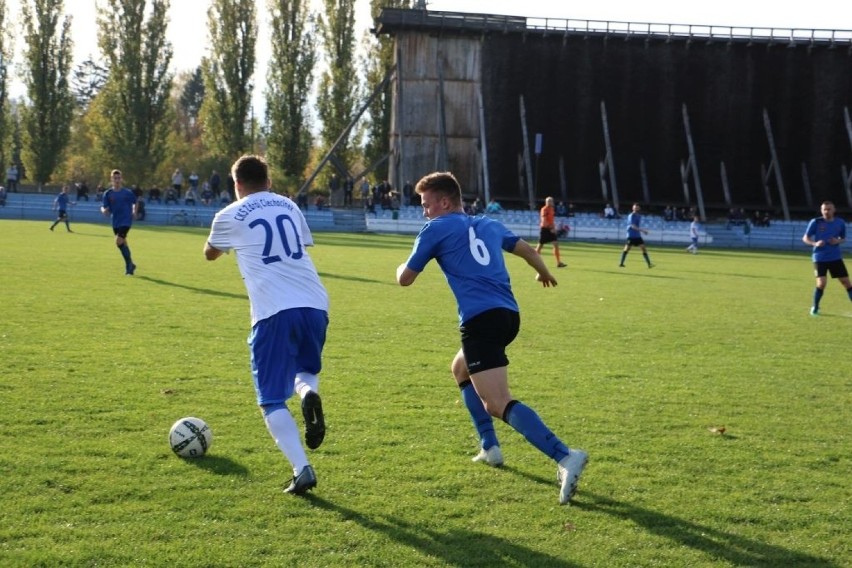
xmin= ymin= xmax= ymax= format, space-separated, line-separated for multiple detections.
xmin=100 ymin=170 xmax=139 ymax=275
xmin=205 ymin=155 xmax=329 ymax=496
xmin=49 ymin=184 xmax=75 ymax=232
xmin=619 ymin=203 xmax=654 ymax=268
xmin=802 ymin=201 xmax=851 ymax=315
xmin=396 ymin=171 xmax=588 ymax=505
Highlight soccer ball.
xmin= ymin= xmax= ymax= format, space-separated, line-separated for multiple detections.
xmin=169 ymin=417 xmax=213 ymax=458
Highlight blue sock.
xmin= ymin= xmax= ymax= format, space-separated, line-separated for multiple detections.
xmin=619 ymin=251 xmax=627 ymax=265
xmin=460 ymin=381 xmax=498 ymax=450
xmin=643 ymin=252 xmax=652 ymax=266
xmin=119 ymin=244 xmax=133 ymax=266
xmin=813 ymin=287 xmax=824 ymax=310
xmin=847 ymin=287 xmax=852 ymax=302
xmin=503 ymin=400 xmax=569 ymax=462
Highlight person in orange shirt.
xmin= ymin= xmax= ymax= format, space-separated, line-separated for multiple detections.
xmin=535 ymin=196 xmax=567 ymax=268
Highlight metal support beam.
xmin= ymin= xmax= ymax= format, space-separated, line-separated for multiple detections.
xmin=682 ymin=104 xmax=706 ymax=221
xmin=763 ymin=108 xmax=791 ymax=221
xmin=519 ymin=96 xmax=535 ymax=210
xmin=600 ymin=100 xmax=619 ymax=212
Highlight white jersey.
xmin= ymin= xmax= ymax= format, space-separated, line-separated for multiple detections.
xmin=690 ymin=220 xmax=700 ymax=238
xmin=207 ymin=191 xmax=329 ymax=325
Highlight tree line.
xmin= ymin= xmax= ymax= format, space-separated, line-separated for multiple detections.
xmin=0 ymin=0 xmax=411 ymax=195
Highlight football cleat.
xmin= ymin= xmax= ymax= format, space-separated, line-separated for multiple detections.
xmin=472 ymin=445 xmax=504 ymax=467
xmin=301 ymin=391 xmax=325 ymax=450
xmin=557 ymin=449 xmax=588 ymax=505
xmin=284 ymin=465 xmax=317 ymax=495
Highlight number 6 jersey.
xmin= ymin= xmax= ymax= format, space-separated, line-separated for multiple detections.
xmin=404 ymin=212 xmax=520 ymax=325
xmin=207 ymin=191 xmax=329 ymax=325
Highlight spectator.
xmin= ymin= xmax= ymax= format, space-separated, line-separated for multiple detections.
xmin=328 ymin=174 xmax=340 ymax=205
xmin=296 ymin=191 xmax=308 ymax=209
xmin=200 ymin=182 xmax=213 ymax=206
xmin=604 ymin=203 xmax=617 ymax=219
xmin=343 ymin=176 xmax=354 ymax=207
xmin=184 ymin=185 xmax=198 ymax=206
xmin=171 ymin=169 xmax=183 ymax=196
xmin=148 ymin=186 xmax=162 ymax=204
xmin=135 ymin=198 xmax=146 ymax=221
xmin=209 ymin=169 xmax=221 ymax=197
xmin=485 ymin=198 xmax=503 ymax=214
xmin=0 ymin=185 xmax=6 ymax=206
xmin=360 ymin=178 xmax=371 ymax=203
xmin=314 ymin=194 xmax=326 ymax=211
xmin=663 ymin=205 xmax=674 ymax=222
xmin=164 ymin=186 xmax=179 ymax=205
xmin=95 ymin=183 xmax=105 ymax=201
xmin=6 ymin=163 xmax=18 ymax=192
xmin=76 ymin=181 xmax=90 ymax=201
xmin=471 ymin=197 xmax=484 ymax=215
xmin=364 ymin=194 xmax=376 ymax=216
xmin=555 ymin=201 xmax=567 ymax=217
xmin=188 ymin=171 xmax=200 ymax=192
xmin=219 ymin=188 xmax=231 ymax=205
xmin=402 ymin=179 xmax=413 ymax=206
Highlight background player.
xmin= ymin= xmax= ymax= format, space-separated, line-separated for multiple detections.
xmin=619 ymin=203 xmax=654 ymax=268
xmin=100 ymin=169 xmax=138 ymax=275
xmin=802 ymin=201 xmax=851 ymax=315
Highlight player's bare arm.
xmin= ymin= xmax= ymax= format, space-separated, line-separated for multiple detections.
xmin=511 ymin=239 xmax=557 ymax=287
xmin=204 ymin=241 xmax=225 ymax=261
xmin=396 ymin=263 xmax=419 ymax=286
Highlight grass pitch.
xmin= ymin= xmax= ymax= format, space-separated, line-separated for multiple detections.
xmin=0 ymin=219 xmax=849 ymax=567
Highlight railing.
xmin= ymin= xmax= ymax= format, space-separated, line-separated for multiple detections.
xmin=377 ymin=8 xmax=852 ymax=47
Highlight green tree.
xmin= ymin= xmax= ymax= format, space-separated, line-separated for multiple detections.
xmin=201 ymin=0 xmax=257 ymax=160
xmin=0 ymin=0 xmax=10 ymax=171
xmin=70 ymin=58 xmax=108 ymax=111
xmin=316 ymin=0 xmax=359 ymax=173
xmin=362 ymin=0 xmax=411 ymax=182
xmin=20 ymin=0 xmax=74 ymax=189
xmin=178 ymin=66 xmax=205 ymax=138
xmin=93 ymin=0 xmax=173 ymax=186
xmin=264 ymin=0 xmax=316 ymax=189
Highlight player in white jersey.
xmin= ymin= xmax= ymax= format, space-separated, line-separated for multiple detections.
xmin=204 ymin=155 xmax=329 ymax=496
xmin=686 ymin=215 xmax=700 ymax=254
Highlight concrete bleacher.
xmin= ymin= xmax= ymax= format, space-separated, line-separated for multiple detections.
xmin=0 ymin=191 xmax=338 ymax=232
xmin=367 ymin=207 xmax=712 ymax=245
xmin=3 ymin=192 xmax=848 ymax=252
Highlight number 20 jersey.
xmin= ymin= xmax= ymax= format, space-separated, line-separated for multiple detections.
xmin=405 ymin=212 xmax=520 ymax=325
xmin=208 ymin=191 xmax=329 ymax=326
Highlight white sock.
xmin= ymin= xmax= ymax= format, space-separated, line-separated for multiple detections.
xmin=263 ymin=408 xmax=309 ymax=474
xmin=295 ymin=372 xmax=319 ymax=399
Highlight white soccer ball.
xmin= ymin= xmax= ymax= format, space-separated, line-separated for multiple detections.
xmin=169 ymin=417 xmax=213 ymax=458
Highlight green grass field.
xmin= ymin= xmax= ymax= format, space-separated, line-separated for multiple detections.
xmin=1 ymin=219 xmax=849 ymax=567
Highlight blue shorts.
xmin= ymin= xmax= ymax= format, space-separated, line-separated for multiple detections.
xmin=248 ymin=307 xmax=328 ymax=406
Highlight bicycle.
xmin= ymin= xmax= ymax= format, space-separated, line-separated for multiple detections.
xmin=169 ymin=209 xmax=204 ymax=227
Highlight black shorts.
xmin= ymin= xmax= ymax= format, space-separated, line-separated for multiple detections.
xmin=626 ymin=237 xmax=645 ymax=246
xmin=539 ymin=227 xmax=557 ymax=245
xmin=113 ymin=226 xmax=131 ymax=238
xmin=459 ymin=308 xmax=520 ymax=375
xmin=57 ymin=211 xmax=67 ymax=219
xmin=814 ymin=259 xmax=849 ymax=279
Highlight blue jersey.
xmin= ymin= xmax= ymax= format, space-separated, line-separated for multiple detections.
xmin=405 ymin=212 xmax=521 ymax=324
xmin=804 ymin=216 xmax=846 ymax=262
xmin=103 ymin=188 xmax=137 ymax=228
xmin=626 ymin=212 xmax=642 ymax=238
xmin=56 ymin=192 xmax=70 ymax=212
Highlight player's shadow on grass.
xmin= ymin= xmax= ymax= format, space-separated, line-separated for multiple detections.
xmin=573 ymin=492 xmax=839 ymax=567
xmin=304 ymin=495 xmax=580 ymax=567
xmin=136 ymin=275 xmax=246 ymax=299
xmin=181 ymin=455 xmax=249 ymax=477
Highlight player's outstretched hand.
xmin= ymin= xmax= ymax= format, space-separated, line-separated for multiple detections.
xmin=535 ymin=272 xmax=558 ymax=287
